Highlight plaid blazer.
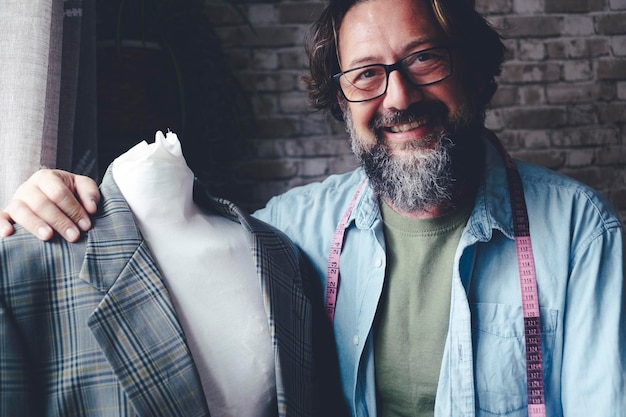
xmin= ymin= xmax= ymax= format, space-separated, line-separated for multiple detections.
xmin=0 ymin=170 xmax=342 ymax=417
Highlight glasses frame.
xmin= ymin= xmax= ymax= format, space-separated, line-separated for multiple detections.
xmin=332 ymin=46 xmax=454 ymax=103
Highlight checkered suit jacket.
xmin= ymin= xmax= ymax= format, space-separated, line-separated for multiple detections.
xmin=0 ymin=169 xmax=344 ymax=417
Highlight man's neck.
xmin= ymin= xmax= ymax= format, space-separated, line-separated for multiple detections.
xmin=381 ymin=185 xmax=477 ymax=220
xmin=381 ymin=199 xmax=450 ymax=219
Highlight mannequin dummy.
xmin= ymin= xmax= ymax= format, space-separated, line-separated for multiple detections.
xmin=112 ymin=131 xmax=276 ymax=417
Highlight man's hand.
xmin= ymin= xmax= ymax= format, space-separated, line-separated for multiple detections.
xmin=0 ymin=169 xmax=101 ymax=242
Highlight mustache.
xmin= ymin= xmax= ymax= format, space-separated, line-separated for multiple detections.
xmin=371 ymin=100 xmax=449 ymax=130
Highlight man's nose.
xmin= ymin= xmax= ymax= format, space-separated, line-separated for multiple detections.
xmin=382 ymin=69 xmax=424 ymax=110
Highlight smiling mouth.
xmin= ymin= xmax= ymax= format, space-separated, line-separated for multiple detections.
xmin=385 ymin=116 xmax=433 ymax=133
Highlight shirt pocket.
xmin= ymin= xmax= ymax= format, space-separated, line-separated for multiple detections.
xmin=471 ymin=303 xmax=557 ymax=416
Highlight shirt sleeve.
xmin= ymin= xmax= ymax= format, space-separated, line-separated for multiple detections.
xmin=561 ymin=223 xmax=626 ymax=414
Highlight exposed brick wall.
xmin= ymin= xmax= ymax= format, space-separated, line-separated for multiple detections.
xmin=203 ymin=0 xmax=626 ymax=225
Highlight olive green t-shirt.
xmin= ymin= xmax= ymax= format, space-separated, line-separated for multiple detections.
xmin=375 ymin=203 xmax=470 ymax=417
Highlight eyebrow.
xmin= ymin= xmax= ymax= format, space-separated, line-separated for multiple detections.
xmin=341 ymin=38 xmax=444 ymax=69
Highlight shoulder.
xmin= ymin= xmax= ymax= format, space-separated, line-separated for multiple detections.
xmin=254 ymin=169 xmax=366 ymax=227
xmin=516 ymin=161 xmax=621 ymax=231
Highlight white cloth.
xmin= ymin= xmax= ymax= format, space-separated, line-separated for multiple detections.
xmin=112 ymin=131 xmax=276 ymax=417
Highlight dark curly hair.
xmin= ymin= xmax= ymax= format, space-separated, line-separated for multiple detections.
xmin=302 ymin=0 xmax=506 ymax=121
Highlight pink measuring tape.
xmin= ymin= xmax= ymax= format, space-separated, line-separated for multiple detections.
xmin=325 ymin=130 xmax=546 ymax=416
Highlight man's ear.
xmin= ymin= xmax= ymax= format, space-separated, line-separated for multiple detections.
xmin=337 ymin=92 xmax=345 ymax=112
xmin=331 ymin=92 xmax=346 ymax=122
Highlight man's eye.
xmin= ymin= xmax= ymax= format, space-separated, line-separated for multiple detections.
xmin=354 ymin=67 xmax=383 ymax=81
xmin=411 ymin=52 xmax=437 ymax=64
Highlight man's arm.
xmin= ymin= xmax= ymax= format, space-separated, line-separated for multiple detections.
xmin=0 ymin=169 xmax=100 ymax=242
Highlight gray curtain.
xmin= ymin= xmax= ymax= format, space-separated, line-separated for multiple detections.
xmin=0 ymin=0 xmax=97 ymax=208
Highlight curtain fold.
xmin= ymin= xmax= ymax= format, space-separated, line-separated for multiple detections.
xmin=0 ymin=0 xmax=96 ymax=208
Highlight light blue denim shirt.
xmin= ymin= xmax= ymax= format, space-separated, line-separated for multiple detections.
xmin=254 ymin=138 xmax=625 ymax=417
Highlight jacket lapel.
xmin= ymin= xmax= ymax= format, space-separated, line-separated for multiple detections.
xmin=201 ymin=189 xmax=315 ymax=417
xmin=80 ymin=170 xmax=210 ymax=417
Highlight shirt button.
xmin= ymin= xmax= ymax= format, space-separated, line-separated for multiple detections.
xmin=353 ymin=335 xmax=359 ymax=346
xmin=374 ymin=258 xmax=383 ymax=268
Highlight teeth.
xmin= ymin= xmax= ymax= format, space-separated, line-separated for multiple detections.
xmin=389 ymin=119 xmax=427 ymax=133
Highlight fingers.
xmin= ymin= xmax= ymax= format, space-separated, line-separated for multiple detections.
xmin=4 ymin=197 xmax=55 ymax=241
xmin=73 ymin=174 xmax=101 ymax=215
xmin=3 ymin=169 xmax=100 ymax=242
xmin=0 ymin=211 xmax=16 ymax=238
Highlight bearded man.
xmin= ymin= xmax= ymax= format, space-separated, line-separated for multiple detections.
xmin=2 ymin=0 xmax=624 ymax=416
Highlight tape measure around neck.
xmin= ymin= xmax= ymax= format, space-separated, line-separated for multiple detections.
xmin=485 ymin=130 xmax=546 ymax=417
xmin=325 ymin=130 xmax=546 ymax=416
xmin=325 ymin=179 xmax=366 ymax=321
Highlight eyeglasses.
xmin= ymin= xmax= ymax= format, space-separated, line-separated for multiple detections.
xmin=333 ymin=46 xmax=454 ymax=103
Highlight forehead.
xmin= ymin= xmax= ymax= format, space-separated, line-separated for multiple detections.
xmin=337 ymin=0 xmax=448 ymax=67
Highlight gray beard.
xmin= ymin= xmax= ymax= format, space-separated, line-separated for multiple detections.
xmin=345 ymin=107 xmax=481 ymax=214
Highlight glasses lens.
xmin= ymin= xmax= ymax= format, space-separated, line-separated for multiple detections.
xmin=338 ymin=65 xmax=387 ymax=102
xmin=402 ymin=48 xmax=452 ymax=86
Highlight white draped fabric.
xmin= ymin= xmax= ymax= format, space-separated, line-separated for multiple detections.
xmin=0 ymin=0 xmax=96 ymax=208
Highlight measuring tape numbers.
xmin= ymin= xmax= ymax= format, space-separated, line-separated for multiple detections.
xmin=325 ymin=130 xmax=547 ymax=416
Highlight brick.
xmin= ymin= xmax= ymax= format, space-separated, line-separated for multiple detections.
xmin=216 ymin=25 xmax=301 ymax=48
xmin=545 ymin=0 xmax=605 ymax=13
xmin=560 ymin=166 xmax=604 ymax=189
xmin=500 ymin=62 xmax=561 ymax=83
xmin=503 ymin=106 xmax=567 ymax=128
xmin=562 ymin=15 xmax=595 ymax=36
xmin=282 ymin=136 xmax=350 ymax=156
xmin=301 ymin=113 xmax=335 ymax=136
xmin=250 ymin=138 xmax=279 ymax=158
xmin=518 ymin=85 xmax=547 ymax=105
xmin=618 ymin=81 xmax=626 ymax=99
xmin=551 ymin=127 xmax=620 ymax=146
xmin=597 ymin=59 xmax=626 ymax=79
xmin=610 ymin=0 xmax=626 ymax=10
xmin=250 ymin=94 xmax=279 ymax=116
xmin=256 ymin=116 xmax=301 ymax=138
xmin=301 ymin=158 xmax=331 ymax=177
xmin=279 ymin=91 xmax=310 ymax=113
xmin=329 ymin=154 xmax=360 ymax=174
xmin=513 ymin=0 xmax=543 ymax=13
xmin=597 ymin=146 xmax=626 ymax=165
xmin=567 ymin=104 xmax=600 ymax=125
xmin=598 ymin=81 xmax=618 ymax=100
xmin=518 ymin=39 xmax=546 ymax=60
xmin=519 ymin=129 xmax=552 ymax=148
xmin=545 ymin=38 xmax=610 ymax=59
xmin=252 ymin=49 xmax=279 ymax=70
xmin=611 ymin=36 xmax=626 ymax=56
xmin=490 ymin=85 xmax=518 ymax=107
xmin=511 ymin=149 xmax=566 ymax=169
xmin=497 ymin=130 xmax=524 ymax=150
xmin=503 ymin=15 xmax=562 ymax=38
xmin=502 ymin=39 xmax=517 ymax=61
xmin=610 ymin=189 xmax=626 ymax=211
xmin=238 ymin=71 xmax=297 ymax=92
xmin=238 ymin=158 xmax=298 ymax=180
xmin=247 ymin=4 xmax=278 ymax=25
xmin=597 ymin=102 xmax=626 ymax=123
xmin=278 ymin=48 xmax=308 ymax=70
xmin=566 ymin=149 xmax=595 ymax=167
xmin=563 ymin=60 xmax=593 ymax=81
xmin=476 ymin=0 xmax=513 ymax=14
xmin=279 ymin=3 xmax=325 ymax=24
xmin=222 ymin=49 xmax=253 ymax=70
xmin=596 ymin=13 xmax=626 ymax=35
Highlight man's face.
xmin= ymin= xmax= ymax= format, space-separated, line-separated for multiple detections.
xmin=337 ymin=0 xmax=485 ymax=214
